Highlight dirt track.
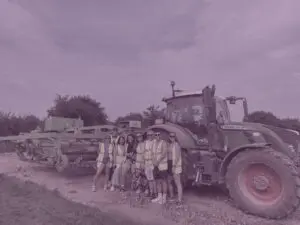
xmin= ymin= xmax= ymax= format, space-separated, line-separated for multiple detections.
xmin=1 ymin=152 xmax=300 ymax=225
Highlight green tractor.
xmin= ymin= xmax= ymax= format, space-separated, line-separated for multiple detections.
xmin=147 ymin=81 xmax=300 ymax=219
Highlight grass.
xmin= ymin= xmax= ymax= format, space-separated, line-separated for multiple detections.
xmin=0 ymin=174 xmax=143 ymax=225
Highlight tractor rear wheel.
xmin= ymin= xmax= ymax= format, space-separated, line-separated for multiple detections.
xmin=226 ymin=147 xmax=300 ymax=219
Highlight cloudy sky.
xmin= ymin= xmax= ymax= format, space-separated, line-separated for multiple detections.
xmin=1 ymin=0 xmax=300 ymax=121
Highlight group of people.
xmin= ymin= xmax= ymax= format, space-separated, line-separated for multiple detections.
xmin=92 ymin=128 xmax=183 ymax=204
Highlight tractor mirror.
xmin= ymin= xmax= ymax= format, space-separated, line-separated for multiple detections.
xmin=227 ymin=96 xmax=237 ymax=104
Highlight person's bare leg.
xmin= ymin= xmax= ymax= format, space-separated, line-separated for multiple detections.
xmin=92 ymin=164 xmax=104 ymax=191
xmin=104 ymin=165 xmax=111 ymax=190
xmin=153 ymin=180 xmax=157 ymax=195
xmin=167 ymin=177 xmax=175 ymax=199
xmin=152 ymin=179 xmax=162 ymax=203
xmin=174 ymin=174 xmax=183 ymax=202
xmin=120 ymin=161 xmax=130 ymax=190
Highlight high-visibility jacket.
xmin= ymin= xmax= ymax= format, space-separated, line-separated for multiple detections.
xmin=135 ymin=142 xmax=145 ymax=169
xmin=144 ymin=140 xmax=155 ymax=168
xmin=97 ymin=142 xmax=114 ymax=167
xmin=153 ymin=139 xmax=168 ymax=171
xmin=171 ymin=142 xmax=182 ymax=174
xmin=115 ymin=144 xmax=126 ymax=167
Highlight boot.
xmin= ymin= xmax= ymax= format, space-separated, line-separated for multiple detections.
xmin=151 ymin=193 xmax=162 ymax=203
xmin=159 ymin=193 xmax=167 ymax=204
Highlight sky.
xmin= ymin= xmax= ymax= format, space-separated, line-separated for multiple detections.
xmin=1 ymin=0 xmax=300 ymax=121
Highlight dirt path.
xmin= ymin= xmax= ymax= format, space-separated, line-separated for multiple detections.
xmin=1 ymin=152 xmax=300 ymax=225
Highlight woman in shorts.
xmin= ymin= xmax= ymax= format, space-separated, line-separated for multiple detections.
xmin=92 ymin=135 xmax=114 ymax=192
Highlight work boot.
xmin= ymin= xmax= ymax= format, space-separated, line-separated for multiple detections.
xmin=120 ymin=185 xmax=126 ymax=192
xmin=110 ymin=186 xmax=115 ymax=192
xmin=152 ymin=193 xmax=162 ymax=203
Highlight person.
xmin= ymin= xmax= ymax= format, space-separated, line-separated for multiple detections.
xmin=120 ymin=134 xmax=136 ymax=191
xmin=111 ymin=136 xmax=126 ymax=191
xmin=92 ymin=135 xmax=114 ymax=192
xmin=168 ymin=132 xmax=183 ymax=203
xmin=151 ymin=131 xmax=168 ymax=204
xmin=133 ymin=133 xmax=147 ymax=194
xmin=110 ymin=127 xmax=120 ymax=145
xmin=144 ymin=130 xmax=156 ymax=199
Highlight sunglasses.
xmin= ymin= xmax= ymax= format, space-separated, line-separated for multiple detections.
xmin=155 ymin=133 xmax=160 ymax=137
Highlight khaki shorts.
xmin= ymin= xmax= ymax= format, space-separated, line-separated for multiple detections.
xmin=145 ymin=167 xmax=154 ymax=181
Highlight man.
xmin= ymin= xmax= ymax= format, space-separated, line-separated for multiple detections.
xmin=168 ymin=132 xmax=183 ymax=203
xmin=144 ymin=130 xmax=156 ymax=199
xmin=92 ymin=135 xmax=114 ymax=191
xmin=151 ymin=132 xmax=168 ymax=204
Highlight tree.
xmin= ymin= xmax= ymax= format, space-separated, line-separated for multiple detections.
xmin=246 ymin=110 xmax=300 ymax=132
xmin=245 ymin=111 xmax=280 ymax=125
xmin=0 ymin=112 xmax=41 ymax=136
xmin=47 ymin=94 xmax=108 ymax=126
xmin=143 ymin=105 xmax=165 ymax=127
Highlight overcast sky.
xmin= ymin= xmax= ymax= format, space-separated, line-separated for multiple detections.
xmin=1 ymin=0 xmax=300 ymax=121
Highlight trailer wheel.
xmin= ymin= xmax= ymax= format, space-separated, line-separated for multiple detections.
xmin=226 ymin=148 xmax=300 ymax=219
xmin=55 ymin=154 xmax=69 ymax=173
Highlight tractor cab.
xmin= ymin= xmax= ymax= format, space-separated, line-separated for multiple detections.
xmin=163 ymin=81 xmax=247 ymax=143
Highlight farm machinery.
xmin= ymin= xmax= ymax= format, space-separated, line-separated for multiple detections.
xmin=0 ymin=117 xmax=107 ymax=172
xmin=147 ymin=81 xmax=300 ymax=219
xmin=0 ymin=117 xmax=144 ymax=173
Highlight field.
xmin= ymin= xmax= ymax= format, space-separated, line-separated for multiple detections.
xmin=0 ymin=152 xmax=300 ymax=225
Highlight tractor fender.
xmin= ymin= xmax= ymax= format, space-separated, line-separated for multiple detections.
xmin=219 ymin=142 xmax=271 ymax=183
xmin=147 ymin=123 xmax=197 ymax=149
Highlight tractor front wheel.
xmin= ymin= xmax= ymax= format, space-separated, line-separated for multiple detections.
xmin=226 ymin=148 xmax=300 ymax=219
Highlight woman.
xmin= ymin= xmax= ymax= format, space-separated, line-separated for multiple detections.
xmin=92 ymin=135 xmax=114 ymax=192
xmin=120 ymin=134 xmax=137 ymax=191
xmin=168 ymin=132 xmax=183 ymax=203
xmin=110 ymin=136 xmax=126 ymax=191
xmin=133 ymin=133 xmax=147 ymax=194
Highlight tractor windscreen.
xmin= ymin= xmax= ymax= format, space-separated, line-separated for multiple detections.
xmin=165 ymin=96 xmax=207 ymax=133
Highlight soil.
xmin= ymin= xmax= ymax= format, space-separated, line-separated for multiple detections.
xmin=0 ymin=152 xmax=300 ymax=225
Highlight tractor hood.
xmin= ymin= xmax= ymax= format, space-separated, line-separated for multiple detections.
xmin=225 ymin=122 xmax=300 ymax=160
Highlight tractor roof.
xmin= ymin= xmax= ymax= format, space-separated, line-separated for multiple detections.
xmin=163 ymin=90 xmax=225 ymax=102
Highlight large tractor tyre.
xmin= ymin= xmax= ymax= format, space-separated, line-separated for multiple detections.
xmin=55 ymin=154 xmax=70 ymax=173
xmin=226 ymin=147 xmax=300 ymax=219
xmin=181 ymin=148 xmax=192 ymax=189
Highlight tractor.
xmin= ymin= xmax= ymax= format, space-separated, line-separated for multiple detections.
xmin=147 ymin=81 xmax=300 ymax=219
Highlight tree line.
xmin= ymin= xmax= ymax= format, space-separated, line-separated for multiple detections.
xmin=0 ymin=94 xmax=300 ymax=136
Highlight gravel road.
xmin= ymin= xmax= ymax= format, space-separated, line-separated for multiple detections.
xmin=0 ymin=152 xmax=299 ymax=225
